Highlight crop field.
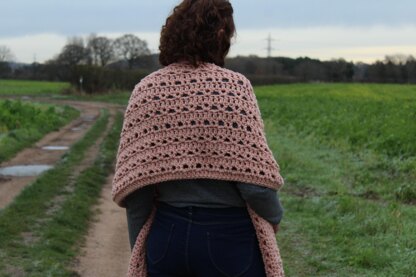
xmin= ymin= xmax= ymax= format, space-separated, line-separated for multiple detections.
xmin=256 ymin=83 xmax=416 ymax=276
xmin=0 ymin=80 xmax=70 ymax=96
xmin=0 ymin=81 xmax=415 ymax=276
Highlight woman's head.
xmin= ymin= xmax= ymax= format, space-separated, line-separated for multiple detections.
xmin=159 ymin=0 xmax=235 ymax=67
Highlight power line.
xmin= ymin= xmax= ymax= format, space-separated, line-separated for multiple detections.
xmin=266 ymin=33 xmax=274 ymax=58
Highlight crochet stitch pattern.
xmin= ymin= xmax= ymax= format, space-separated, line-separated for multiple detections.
xmin=112 ymin=62 xmax=284 ymax=206
xmin=112 ymin=62 xmax=285 ymax=277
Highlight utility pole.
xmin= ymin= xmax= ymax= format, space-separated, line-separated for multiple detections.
xmin=266 ymin=33 xmax=274 ymax=58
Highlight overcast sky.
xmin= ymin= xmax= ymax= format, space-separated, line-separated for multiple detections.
xmin=1 ymin=0 xmax=415 ymax=63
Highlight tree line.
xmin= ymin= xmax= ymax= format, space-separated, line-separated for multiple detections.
xmin=225 ymin=54 xmax=416 ymax=85
xmin=1 ymin=34 xmax=415 ymax=93
xmin=0 ymin=34 xmax=158 ymax=93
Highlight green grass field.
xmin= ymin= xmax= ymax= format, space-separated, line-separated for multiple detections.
xmin=0 ymin=80 xmax=70 ymax=95
xmin=255 ymin=83 xmax=416 ymax=276
xmin=0 ymin=79 xmax=131 ymax=104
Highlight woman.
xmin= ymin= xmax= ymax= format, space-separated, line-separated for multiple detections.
xmin=112 ymin=0 xmax=285 ymax=276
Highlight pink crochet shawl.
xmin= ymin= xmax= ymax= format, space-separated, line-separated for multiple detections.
xmin=112 ymin=62 xmax=285 ymax=277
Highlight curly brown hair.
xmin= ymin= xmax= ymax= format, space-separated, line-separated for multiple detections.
xmin=159 ymin=0 xmax=235 ymax=67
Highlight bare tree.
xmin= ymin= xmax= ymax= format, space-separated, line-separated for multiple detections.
xmin=86 ymin=33 xmax=98 ymax=65
xmin=87 ymin=34 xmax=114 ymax=66
xmin=67 ymin=36 xmax=85 ymax=47
xmin=0 ymin=45 xmax=15 ymax=62
xmin=57 ymin=36 xmax=89 ymax=66
xmin=113 ymin=34 xmax=150 ymax=69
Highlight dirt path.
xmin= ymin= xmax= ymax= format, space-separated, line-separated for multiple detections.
xmin=0 ymin=96 xmax=131 ymax=276
xmin=0 ymin=97 xmax=124 ymax=210
xmin=0 ymin=100 xmax=96 ymax=209
xmin=73 ymin=172 xmax=131 ymax=277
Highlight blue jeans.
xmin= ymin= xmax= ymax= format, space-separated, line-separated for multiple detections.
xmin=146 ymin=202 xmax=266 ymax=277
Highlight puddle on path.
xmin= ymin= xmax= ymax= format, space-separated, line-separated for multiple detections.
xmin=0 ymin=175 xmax=11 ymax=182
xmin=71 ymin=127 xmax=83 ymax=131
xmin=82 ymin=115 xmax=96 ymax=122
xmin=0 ymin=165 xmax=53 ymax=177
xmin=42 ymin=146 xmax=69 ymax=151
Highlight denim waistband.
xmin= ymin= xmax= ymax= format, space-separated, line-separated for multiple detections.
xmin=156 ymin=201 xmax=252 ymax=225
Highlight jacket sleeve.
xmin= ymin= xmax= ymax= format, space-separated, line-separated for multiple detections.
xmin=236 ymin=182 xmax=284 ymax=225
xmin=124 ymin=185 xmax=155 ymax=250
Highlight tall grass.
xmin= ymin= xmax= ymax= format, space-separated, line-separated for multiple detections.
xmin=0 ymin=99 xmax=80 ymax=163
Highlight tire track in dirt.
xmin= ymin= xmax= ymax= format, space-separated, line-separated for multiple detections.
xmin=73 ymin=172 xmax=131 ymax=277
xmin=73 ymin=105 xmax=132 ymax=277
xmin=26 ymin=108 xmax=117 ymax=241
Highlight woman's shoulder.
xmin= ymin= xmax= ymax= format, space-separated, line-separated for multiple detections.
xmin=205 ymin=63 xmax=252 ymax=87
xmin=134 ymin=67 xmax=171 ymax=88
xmin=133 ymin=62 xmax=253 ymax=92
